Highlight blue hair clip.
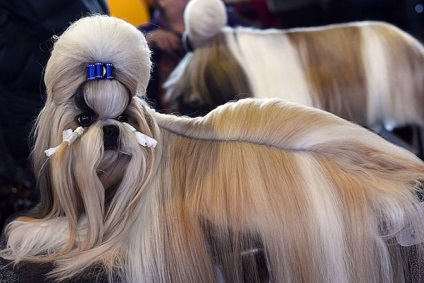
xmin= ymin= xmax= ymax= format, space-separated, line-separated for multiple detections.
xmin=87 ymin=63 xmax=113 ymax=80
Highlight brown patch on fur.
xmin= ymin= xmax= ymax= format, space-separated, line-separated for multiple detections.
xmin=172 ymin=34 xmax=253 ymax=116
xmin=204 ymin=35 xmax=252 ymax=105
xmin=288 ymin=26 xmax=367 ymax=124
xmin=373 ymin=24 xmax=424 ymax=126
xmin=319 ymin=157 xmax=384 ymax=281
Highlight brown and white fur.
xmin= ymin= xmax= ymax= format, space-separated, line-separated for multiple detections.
xmin=165 ymin=0 xmax=424 ymax=143
xmin=2 ymin=15 xmax=424 ymax=283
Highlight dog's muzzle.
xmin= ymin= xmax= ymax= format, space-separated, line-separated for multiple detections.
xmin=103 ymin=125 xmax=120 ymax=150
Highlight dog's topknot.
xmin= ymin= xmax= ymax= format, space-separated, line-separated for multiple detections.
xmin=44 ymin=15 xmax=151 ymax=104
xmin=184 ymin=0 xmax=227 ymax=47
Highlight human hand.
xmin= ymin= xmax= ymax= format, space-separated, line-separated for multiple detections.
xmin=147 ymin=29 xmax=182 ymax=53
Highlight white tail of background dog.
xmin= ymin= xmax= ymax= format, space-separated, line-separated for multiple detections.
xmin=1 ymin=14 xmax=424 ymax=283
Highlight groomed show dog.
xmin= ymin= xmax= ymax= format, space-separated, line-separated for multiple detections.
xmin=1 ymin=15 xmax=424 ymax=283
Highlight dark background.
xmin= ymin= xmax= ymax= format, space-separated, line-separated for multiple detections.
xmin=227 ymin=0 xmax=424 ymax=42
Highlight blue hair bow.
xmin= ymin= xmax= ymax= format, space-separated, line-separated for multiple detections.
xmin=87 ymin=63 xmax=113 ymax=80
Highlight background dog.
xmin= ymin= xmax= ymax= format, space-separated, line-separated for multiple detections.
xmin=164 ymin=0 xmax=424 ymax=157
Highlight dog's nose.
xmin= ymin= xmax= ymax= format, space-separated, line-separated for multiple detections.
xmin=103 ymin=125 xmax=120 ymax=150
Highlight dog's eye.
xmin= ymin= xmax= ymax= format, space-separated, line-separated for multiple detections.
xmin=116 ymin=115 xmax=128 ymax=123
xmin=76 ymin=114 xmax=94 ymax=127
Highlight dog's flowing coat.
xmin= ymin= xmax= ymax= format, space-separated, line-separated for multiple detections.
xmin=2 ymin=15 xmax=424 ymax=283
xmin=165 ymin=0 xmax=424 ymax=130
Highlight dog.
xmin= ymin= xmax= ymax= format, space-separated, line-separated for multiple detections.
xmin=164 ymin=0 xmax=424 ymax=154
xmin=1 ymin=15 xmax=424 ymax=283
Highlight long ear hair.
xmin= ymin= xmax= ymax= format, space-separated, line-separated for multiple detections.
xmin=0 ymin=15 xmax=157 ymax=280
xmin=30 ymin=15 xmax=151 ymax=216
xmin=164 ymin=33 xmax=252 ymax=116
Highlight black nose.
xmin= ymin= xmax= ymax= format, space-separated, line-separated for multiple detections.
xmin=103 ymin=125 xmax=120 ymax=150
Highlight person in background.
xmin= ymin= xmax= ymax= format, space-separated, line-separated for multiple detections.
xmin=0 ymin=0 xmax=109 ymax=231
xmin=139 ymin=0 xmax=188 ymax=112
xmin=139 ymin=0 xmax=248 ymax=113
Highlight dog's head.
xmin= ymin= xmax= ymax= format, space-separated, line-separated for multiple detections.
xmin=31 ymin=15 xmax=159 ymax=237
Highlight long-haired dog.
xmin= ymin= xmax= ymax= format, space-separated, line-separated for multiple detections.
xmin=2 ymin=14 xmax=424 ymax=283
xmin=165 ymin=0 xmax=424 ymax=133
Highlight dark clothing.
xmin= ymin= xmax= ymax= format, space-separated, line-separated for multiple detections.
xmin=0 ymin=258 xmax=110 ymax=283
xmin=0 ymin=257 xmax=56 ymax=283
xmin=0 ymin=259 xmax=111 ymax=283
xmin=139 ymin=12 xmax=186 ymax=112
xmin=0 ymin=0 xmax=109 ymax=232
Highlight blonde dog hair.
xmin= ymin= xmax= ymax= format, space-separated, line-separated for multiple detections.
xmin=1 ymin=15 xmax=424 ymax=283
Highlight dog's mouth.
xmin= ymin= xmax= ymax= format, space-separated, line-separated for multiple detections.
xmin=103 ymin=125 xmax=120 ymax=150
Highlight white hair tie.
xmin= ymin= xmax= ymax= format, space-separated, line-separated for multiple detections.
xmin=123 ymin=122 xmax=157 ymax=148
xmin=44 ymin=127 xmax=85 ymax=157
xmin=44 ymin=123 xmax=156 ymax=157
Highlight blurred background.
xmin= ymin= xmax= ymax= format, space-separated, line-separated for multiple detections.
xmin=109 ymin=0 xmax=423 ymax=42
